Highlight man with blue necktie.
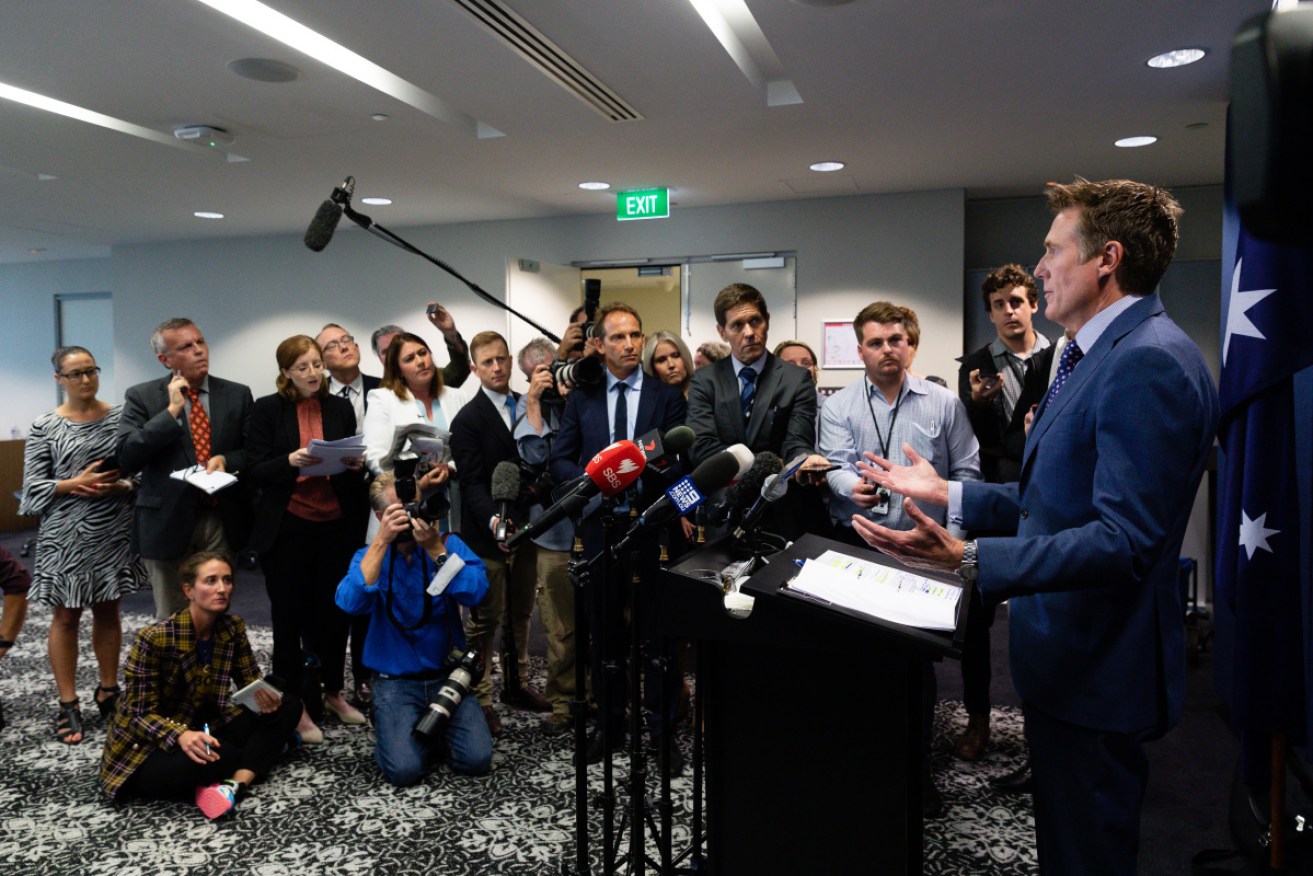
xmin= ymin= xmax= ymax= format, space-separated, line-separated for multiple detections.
xmin=854 ymin=179 xmax=1219 ymax=875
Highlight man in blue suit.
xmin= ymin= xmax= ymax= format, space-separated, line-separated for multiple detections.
xmin=548 ymin=302 xmax=687 ymax=766
xmin=852 ymin=179 xmax=1220 ymax=874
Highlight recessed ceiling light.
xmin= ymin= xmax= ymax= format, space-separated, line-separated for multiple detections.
xmin=371 ymin=113 xmax=390 ymax=121
xmin=579 ymin=181 xmax=611 ymax=190
xmin=809 ymin=160 xmax=845 ymax=172
xmin=28 ymin=248 xmax=46 ymax=254
xmin=360 ymin=197 xmax=392 ymax=206
xmin=1145 ymin=48 xmax=1207 ymax=69
xmin=1115 ymin=136 xmax=1157 ymax=148
xmin=194 ymin=211 xmax=225 ymax=219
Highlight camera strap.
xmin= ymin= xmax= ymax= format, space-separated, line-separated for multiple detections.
xmin=383 ymin=548 xmax=435 ymax=633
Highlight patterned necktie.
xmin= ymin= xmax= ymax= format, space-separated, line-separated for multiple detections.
xmin=740 ymin=366 xmax=757 ymax=422
xmin=185 ymin=387 xmax=211 ymax=465
xmin=1038 ymin=340 xmax=1084 ymax=419
xmin=613 ymin=383 xmax=628 ymax=442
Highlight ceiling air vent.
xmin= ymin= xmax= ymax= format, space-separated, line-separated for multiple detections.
xmin=451 ymin=0 xmax=643 ymax=122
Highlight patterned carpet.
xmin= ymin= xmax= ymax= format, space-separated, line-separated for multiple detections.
xmin=0 ymin=610 xmax=1038 ymax=875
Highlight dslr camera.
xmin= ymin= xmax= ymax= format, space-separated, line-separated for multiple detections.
xmin=393 ymin=457 xmax=450 ymax=530
xmin=413 ymin=647 xmax=484 ymax=741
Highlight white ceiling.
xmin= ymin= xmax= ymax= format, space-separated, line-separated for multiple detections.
xmin=0 ymin=0 xmax=1268 ymax=264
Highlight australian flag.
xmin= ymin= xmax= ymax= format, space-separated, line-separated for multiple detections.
xmin=1217 ymin=187 xmax=1313 ymax=786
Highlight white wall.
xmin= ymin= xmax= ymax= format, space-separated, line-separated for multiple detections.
xmin=107 ymin=189 xmax=965 ymax=398
xmin=0 ymin=258 xmax=111 ymax=437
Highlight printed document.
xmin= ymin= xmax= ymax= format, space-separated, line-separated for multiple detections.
xmin=787 ymin=549 xmax=961 ymax=631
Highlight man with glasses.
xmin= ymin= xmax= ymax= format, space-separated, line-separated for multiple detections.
xmin=317 ymin=324 xmax=379 ymax=425
xmin=687 ymin=284 xmax=828 ymax=538
xmin=118 ymin=318 xmax=254 ymax=618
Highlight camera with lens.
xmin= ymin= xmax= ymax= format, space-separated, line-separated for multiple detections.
xmin=569 ymin=277 xmax=603 ymax=354
xmin=393 ymin=458 xmax=451 ymax=534
xmin=413 ymin=647 xmax=484 ymax=741
xmin=546 ymin=354 xmax=604 ymax=399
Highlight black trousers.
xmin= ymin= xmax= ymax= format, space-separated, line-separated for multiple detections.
xmin=120 ymin=695 xmax=302 ymax=801
xmin=260 ymin=513 xmax=357 ymax=692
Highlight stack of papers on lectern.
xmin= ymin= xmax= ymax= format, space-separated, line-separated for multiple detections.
xmin=302 ymin=434 xmax=366 ymax=476
xmin=169 ymin=466 xmax=238 ymax=495
xmin=787 ymin=549 xmax=961 ymax=632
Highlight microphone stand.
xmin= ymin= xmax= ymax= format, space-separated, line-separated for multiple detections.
xmin=564 ymin=529 xmax=592 ymax=876
xmin=340 ymin=202 xmax=560 ymax=343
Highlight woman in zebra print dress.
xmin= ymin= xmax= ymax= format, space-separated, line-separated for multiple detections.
xmin=19 ymin=346 xmax=147 ymax=744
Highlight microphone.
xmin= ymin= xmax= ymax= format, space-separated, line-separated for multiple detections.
xmin=508 ymin=440 xmax=647 ymax=548
xmin=635 ymin=424 xmax=695 ymax=474
xmin=708 ymin=450 xmax=782 ymax=527
xmin=733 ymin=469 xmax=790 ymax=539
xmin=614 ymin=443 xmax=753 ymax=552
xmin=491 ymin=460 xmax=521 ymax=545
xmin=303 ymin=177 xmax=355 ymax=252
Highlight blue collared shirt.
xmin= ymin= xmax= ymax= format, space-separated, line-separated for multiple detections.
xmin=605 ymin=367 xmax=643 ymax=443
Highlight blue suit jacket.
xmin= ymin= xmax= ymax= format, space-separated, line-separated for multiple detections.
xmin=548 ymin=372 xmax=688 ymax=529
xmin=962 ymin=293 xmax=1219 ymax=735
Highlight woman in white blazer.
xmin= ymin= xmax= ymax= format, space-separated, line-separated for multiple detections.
xmin=363 ymin=332 xmax=469 ymax=530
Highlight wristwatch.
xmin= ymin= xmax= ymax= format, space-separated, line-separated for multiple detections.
xmin=956 ymin=540 xmax=979 ymax=583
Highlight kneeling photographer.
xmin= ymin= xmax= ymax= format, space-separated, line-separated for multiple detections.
xmin=335 ymin=472 xmax=492 ymax=786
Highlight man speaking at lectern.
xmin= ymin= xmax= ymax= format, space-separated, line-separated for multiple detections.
xmin=853 ymin=179 xmax=1219 ymax=875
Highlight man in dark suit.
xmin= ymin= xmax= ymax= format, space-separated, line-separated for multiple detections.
xmin=449 ymin=330 xmax=551 ymax=738
xmin=686 ymin=283 xmax=828 ymax=537
xmin=548 ymin=302 xmax=688 ymax=765
xmin=951 ymin=265 xmax=1054 ymax=765
xmin=117 ymin=318 xmax=254 ymax=619
xmin=854 ymin=179 xmax=1220 ymax=875
xmin=317 ymin=322 xmax=379 ymax=707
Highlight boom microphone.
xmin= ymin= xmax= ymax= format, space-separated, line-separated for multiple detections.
xmin=614 ymin=443 xmax=753 ymax=552
xmin=491 ymin=460 xmax=521 ymax=544
xmin=303 ymin=177 xmax=355 ymax=252
xmin=507 ymin=440 xmax=647 ymax=548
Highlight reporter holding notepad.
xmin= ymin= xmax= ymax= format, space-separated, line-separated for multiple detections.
xmin=245 ymin=335 xmax=368 ymax=732
xmin=99 ymin=552 xmax=303 ymax=819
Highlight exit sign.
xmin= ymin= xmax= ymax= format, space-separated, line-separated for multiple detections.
xmin=617 ymin=188 xmax=669 ymax=221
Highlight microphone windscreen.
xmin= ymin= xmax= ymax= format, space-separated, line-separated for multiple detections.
xmin=725 ymin=443 xmax=756 ymax=479
xmin=491 ymin=461 xmax=521 ymax=503
xmin=726 ymin=451 xmax=782 ymax=508
xmin=661 ymin=425 xmax=695 ymax=456
xmin=585 ymin=439 xmax=646 ymax=496
xmin=304 ymin=200 xmax=342 ymax=252
xmin=689 ymin=447 xmax=750 ymax=494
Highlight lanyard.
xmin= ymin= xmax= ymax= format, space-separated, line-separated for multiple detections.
xmin=864 ymin=380 xmax=905 ymax=460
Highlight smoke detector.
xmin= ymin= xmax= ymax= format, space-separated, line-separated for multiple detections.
xmin=174 ymin=125 xmax=235 ymax=148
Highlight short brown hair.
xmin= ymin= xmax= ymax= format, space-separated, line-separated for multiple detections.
xmin=595 ymin=302 xmax=642 ymax=336
xmin=469 ymin=330 xmax=509 ymax=363
xmin=697 ymin=341 xmax=730 ymax=363
xmin=1045 ymin=178 xmax=1182 ymax=294
xmin=980 ymin=264 xmax=1038 ymax=312
xmin=713 ymin=284 xmax=769 ymax=327
xmin=852 ymin=301 xmax=911 ymax=344
xmin=274 ymin=335 xmax=328 ymax=401
xmin=178 ymin=550 xmax=234 ymax=590
xmin=381 ymin=331 xmax=444 ymax=400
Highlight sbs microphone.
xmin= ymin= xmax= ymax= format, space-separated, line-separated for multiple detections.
xmin=615 ymin=443 xmax=753 ymax=550
xmin=303 ymin=177 xmax=355 ymax=252
xmin=491 ymin=460 xmax=521 ymax=544
xmin=507 ymin=440 xmax=647 ymax=547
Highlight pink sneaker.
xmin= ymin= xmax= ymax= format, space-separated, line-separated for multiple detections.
xmin=195 ymin=782 xmax=237 ymax=820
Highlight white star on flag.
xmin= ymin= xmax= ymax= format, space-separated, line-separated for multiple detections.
xmin=1223 ymin=258 xmax=1277 ymax=367
xmin=1238 ymin=509 xmax=1280 ymax=560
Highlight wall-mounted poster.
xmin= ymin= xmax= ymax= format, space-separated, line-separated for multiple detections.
xmin=823 ymin=321 xmax=861 ymax=369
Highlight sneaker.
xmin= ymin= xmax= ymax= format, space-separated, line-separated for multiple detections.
xmin=195 ymin=781 xmax=238 ymax=820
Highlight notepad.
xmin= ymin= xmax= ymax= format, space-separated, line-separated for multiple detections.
xmin=169 ymin=465 xmax=238 ymax=495
xmin=230 ymin=678 xmax=283 ymax=712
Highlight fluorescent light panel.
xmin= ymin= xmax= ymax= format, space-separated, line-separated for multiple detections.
xmin=194 ymin=0 xmax=503 ymax=138
xmin=686 ymin=0 xmax=802 ymax=106
xmin=0 ymin=81 xmax=193 ymax=150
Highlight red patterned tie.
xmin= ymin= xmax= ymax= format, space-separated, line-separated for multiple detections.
xmin=185 ymin=388 xmax=212 ymax=464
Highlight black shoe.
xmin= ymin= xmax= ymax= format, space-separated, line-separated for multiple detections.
xmin=647 ymin=743 xmax=685 ymax=778
xmin=580 ymin=730 xmax=626 ymax=765
xmin=502 ymin=685 xmax=553 ymax=713
xmin=541 ymin=713 xmax=572 ymax=737
xmin=990 ymin=760 xmax=1033 ymax=794
xmin=922 ymin=778 xmax=945 ymax=820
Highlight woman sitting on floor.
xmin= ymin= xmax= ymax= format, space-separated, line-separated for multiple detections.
xmin=99 ymin=551 xmax=302 ymax=819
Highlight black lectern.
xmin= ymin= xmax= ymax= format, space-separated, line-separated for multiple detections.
xmin=657 ymin=533 xmax=967 ymax=876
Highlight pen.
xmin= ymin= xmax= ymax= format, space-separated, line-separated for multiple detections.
xmin=203 ymin=723 xmax=211 ymax=756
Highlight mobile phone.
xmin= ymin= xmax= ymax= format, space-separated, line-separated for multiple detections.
xmin=426 ymin=303 xmax=438 ymax=316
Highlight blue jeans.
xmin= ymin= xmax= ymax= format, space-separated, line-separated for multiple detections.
xmin=372 ymin=674 xmax=493 ymax=787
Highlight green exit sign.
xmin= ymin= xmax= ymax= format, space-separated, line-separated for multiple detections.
xmin=617 ymin=188 xmax=669 ymax=221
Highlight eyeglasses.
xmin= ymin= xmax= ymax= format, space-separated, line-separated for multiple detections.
xmin=289 ymin=362 xmax=324 ymax=375
xmin=58 ymin=367 xmax=101 ymax=381
xmin=321 ymin=335 xmax=356 ymax=354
